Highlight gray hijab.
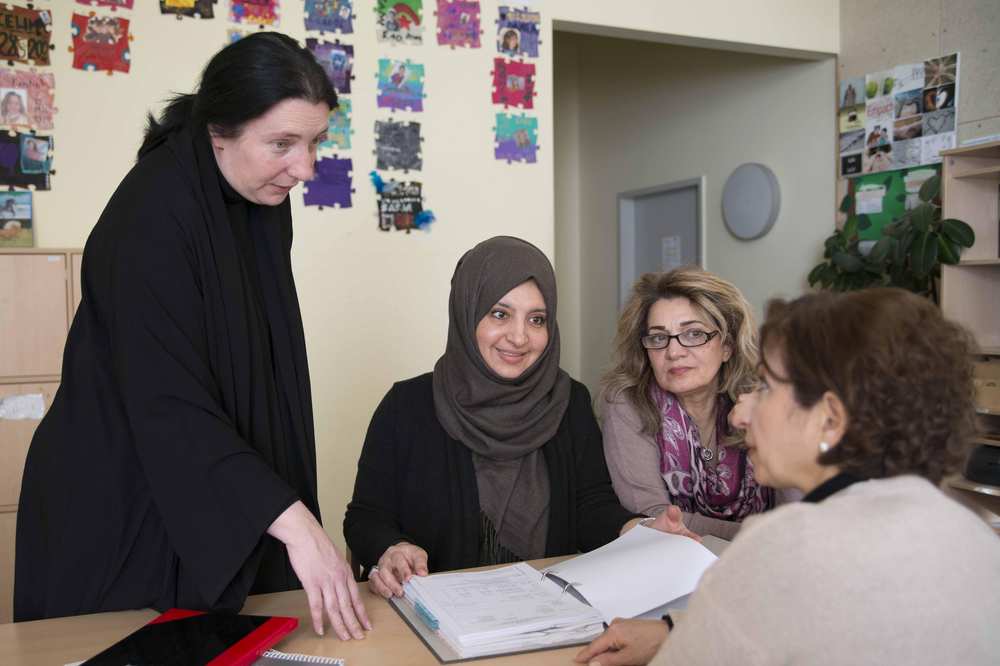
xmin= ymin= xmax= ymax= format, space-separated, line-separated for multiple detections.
xmin=432 ymin=236 xmax=571 ymax=560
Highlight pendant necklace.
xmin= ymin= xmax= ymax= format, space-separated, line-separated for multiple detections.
xmin=700 ymin=420 xmax=717 ymax=463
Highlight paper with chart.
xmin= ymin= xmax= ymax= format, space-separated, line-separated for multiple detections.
xmin=404 ymin=562 xmax=604 ymax=655
xmin=544 ymin=525 xmax=718 ymax=623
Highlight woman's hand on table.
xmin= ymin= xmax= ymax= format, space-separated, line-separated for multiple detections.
xmin=621 ymin=505 xmax=702 ymax=543
xmin=368 ymin=542 xmax=429 ymax=599
xmin=574 ymin=618 xmax=668 ymax=666
xmin=267 ymin=501 xmax=372 ymax=640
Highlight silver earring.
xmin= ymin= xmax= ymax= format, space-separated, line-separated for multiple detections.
xmin=818 ymin=441 xmax=830 ymax=454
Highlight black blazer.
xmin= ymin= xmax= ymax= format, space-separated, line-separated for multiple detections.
xmin=344 ymin=373 xmax=639 ymax=574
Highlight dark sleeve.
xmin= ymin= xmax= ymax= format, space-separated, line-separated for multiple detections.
xmin=343 ymin=385 xmax=412 ymax=572
xmin=109 ymin=208 xmax=297 ymax=608
xmin=569 ymin=382 xmax=644 ymax=551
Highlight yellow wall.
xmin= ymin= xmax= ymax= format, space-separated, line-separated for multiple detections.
xmin=31 ymin=1 xmax=837 ymax=549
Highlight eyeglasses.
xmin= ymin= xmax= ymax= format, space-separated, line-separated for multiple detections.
xmin=641 ymin=329 xmax=720 ymax=350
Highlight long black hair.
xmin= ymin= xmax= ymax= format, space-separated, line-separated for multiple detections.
xmin=138 ymin=32 xmax=337 ymax=159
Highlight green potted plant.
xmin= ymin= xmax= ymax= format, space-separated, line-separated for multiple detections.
xmin=808 ymin=174 xmax=975 ymax=302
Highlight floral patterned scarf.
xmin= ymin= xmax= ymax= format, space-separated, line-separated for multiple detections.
xmin=652 ymin=384 xmax=773 ymax=521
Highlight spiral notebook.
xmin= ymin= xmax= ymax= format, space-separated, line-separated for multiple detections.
xmin=254 ymin=650 xmax=344 ymax=664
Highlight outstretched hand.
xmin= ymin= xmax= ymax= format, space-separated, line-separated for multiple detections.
xmin=268 ymin=501 xmax=372 ymax=640
xmin=646 ymin=505 xmax=702 ymax=543
xmin=574 ymin=618 xmax=669 ymax=666
xmin=368 ymin=542 xmax=429 ymax=599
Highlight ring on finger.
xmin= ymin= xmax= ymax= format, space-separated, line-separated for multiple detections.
xmin=369 ymin=565 xmax=380 ymax=579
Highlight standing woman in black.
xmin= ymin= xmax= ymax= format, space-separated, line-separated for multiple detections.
xmin=14 ymin=33 xmax=370 ymax=640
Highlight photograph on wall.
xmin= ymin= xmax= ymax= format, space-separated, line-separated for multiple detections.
xmin=838 ymin=77 xmax=864 ymax=109
xmin=0 ymin=132 xmax=50 ymax=189
xmin=0 ymin=88 xmax=30 ymax=128
xmin=19 ymin=134 xmax=52 ymax=174
xmin=494 ymin=112 xmax=537 ymax=163
xmin=70 ymin=13 xmax=131 ymax=74
xmin=76 ymin=0 xmax=135 ymax=8
xmin=922 ymin=108 xmax=955 ymax=136
xmin=893 ymin=89 xmax=922 ymax=119
xmin=306 ymin=39 xmax=353 ymax=94
xmin=922 ymin=83 xmax=955 ymax=112
xmin=865 ymin=69 xmax=896 ymax=99
xmin=840 ymin=153 xmax=862 ymax=177
xmin=839 ymin=129 xmax=864 ymax=155
xmin=0 ymin=191 xmax=32 ymax=248
xmin=436 ymin=0 xmax=481 ymax=48
xmin=376 ymin=58 xmax=425 ymax=112
xmin=303 ymin=156 xmax=353 ymax=208
xmin=862 ymin=144 xmax=892 ymax=174
xmin=891 ymin=137 xmax=921 ymax=170
xmin=925 ymin=54 xmax=957 ymax=88
xmin=159 ymin=0 xmax=216 ymax=19
xmin=0 ymin=5 xmax=53 ymax=66
xmin=496 ymin=6 xmax=539 ymax=58
xmin=375 ymin=120 xmax=422 ymax=171
xmin=376 ymin=179 xmax=425 ymax=232
xmin=305 ymin=0 xmax=354 ymax=34
xmin=921 ymin=132 xmax=956 ymax=164
xmin=892 ymin=62 xmax=925 ymax=93
xmin=230 ymin=0 xmax=280 ymax=27
xmin=322 ymin=98 xmax=352 ymax=150
xmin=892 ymin=115 xmax=922 ymax=142
xmin=376 ymin=0 xmax=423 ymax=45
xmin=838 ymin=105 xmax=865 ymax=133
xmin=491 ymin=58 xmax=535 ymax=109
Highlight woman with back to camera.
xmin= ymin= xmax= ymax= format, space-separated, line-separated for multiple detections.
xmin=15 ymin=33 xmax=371 ymax=639
xmin=577 ymin=288 xmax=1000 ymax=666
xmin=344 ymin=236 xmax=696 ymax=599
xmin=601 ymin=268 xmax=781 ymax=541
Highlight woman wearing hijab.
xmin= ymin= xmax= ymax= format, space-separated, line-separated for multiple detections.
xmin=15 ymin=33 xmax=370 ymax=640
xmin=344 ymin=236 xmax=694 ymax=598
xmin=576 ymin=289 xmax=1000 ymax=666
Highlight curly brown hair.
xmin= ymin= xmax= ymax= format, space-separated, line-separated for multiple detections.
xmin=600 ymin=267 xmax=758 ymax=438
xmin=760 ymin=288 xmax=976 ymax=484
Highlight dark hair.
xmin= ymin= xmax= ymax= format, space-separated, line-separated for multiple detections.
xmin=760 ymin=288 xmax=976 ymax=484
xmin=138 ymin=32 xmax=337 ymax=158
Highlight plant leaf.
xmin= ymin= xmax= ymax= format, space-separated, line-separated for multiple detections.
xmin=843 ymin=217 xmax=859 ymax=240
xmin=857 ymin=214 xmax=872 ymax=230
xmin=940 ymin=218 xmax=975 ymax=247
xmin=918 ymin=174 xmax=941 ymax=202
xmin=868 ymin=236 xmax=894 ymax=264
xmin=937 ymin=236 xmax=960 ymax=265
xmin=808 ymin=263 xmax=826 ymax=286
xmin=839 ymin=194 xmax=854 ymax=214
xmin=833 ymin=251 xmax=863 ymax=273
xmin=911 ymin=204 xmax=934 ymax=232
xmin=896 ymin=193 xmax=907 ymax=203
xmin=911 ymin=231 xmax=938 ymax=276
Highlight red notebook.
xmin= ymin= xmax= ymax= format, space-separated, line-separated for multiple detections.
xmin=82 ymin=608 xmax=298 ymax=666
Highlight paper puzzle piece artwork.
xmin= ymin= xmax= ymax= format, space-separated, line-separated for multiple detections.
xmin=0 ymin=132 xmax=49 ymax=189
xmin=375 ymin=120 xmax=422 ymax=171
xmin=322 ymin=98 xmax=352 ymax=150
xmin=0 ymin=70 xmax=54 ymax=130
xmin=303 ymin=156 xmax=353 ymax=208
xmin=76 ymin=0 xmax=135 ymax=9
xmin=227 ymin=29 xmax=251 ymax=43
xmin=0 ymin=5 xmax=53 ymax=66
xmin=307 ymin=39 xmax=353 ymax=95
xmin=70 ymin=13 xmax=132 ymax=75
xmin=492 ymin=58 xmax=535 ymax=109
xmin=19 ymin=133 xmax=51 ymax=175
xmin=0 ymin=190 xmax=32 ymax=247
xmin=230 ymin=0 xmax=280 ymax=27
xmin=496 ymin=6 xmax=539 ymax=58
xmin=159 ymin=0 xmax=216 ymax=20
xmin=304 ymin=0 xmax=354 ymax=34
xmin=436 ymin=0 xmax=480 ymax=48
xmin=494 ymin=113 xmax=537 ymax=163
xmin=372 ymin=176 xmax=429 ymax=233
xmin=924 ymin=54 xmax=957 ymax=88
xmin=377 ymin=58 xmax=425 ymax=112
xmin=376 ymin=0 xmax=423 ymax=45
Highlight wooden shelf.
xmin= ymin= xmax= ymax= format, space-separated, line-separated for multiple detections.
xmin=941 ymin=139 xmax=1000 ymax=158
xmin=974 ymin=436 xmax=1000 ymax=448
xmin=953 ymin=164 xmax=1000 ymax=180
xmin=947 ymin=474 xmax=1000 ymax=498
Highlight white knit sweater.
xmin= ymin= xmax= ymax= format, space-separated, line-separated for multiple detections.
xmin=652 ymin=475 xmax=1000 ymax=665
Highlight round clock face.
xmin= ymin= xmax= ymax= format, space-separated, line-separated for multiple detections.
xmin=722 ymin=163 xmax=781 ymax=241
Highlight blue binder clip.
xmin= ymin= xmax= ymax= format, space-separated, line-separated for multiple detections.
xmin=414 ymin=600 xmax=440 ymax=631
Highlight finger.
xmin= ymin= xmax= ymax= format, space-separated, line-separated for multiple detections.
xmin=370 ymin=571 xmax=393 ymax=599
xmin=381 ymin=560 xmax=406 ymax=596
xmin=305 ymin=583 xmax=325 ymax=636
xmin=412 ymin=549 xmax=429 ymax=576
xmin=347 ymin=576 xmax=373 ymax=630
xmin=323 ymin=585 xmax=352 ymax=641
xmin=574 ymin=629 xmax=616 ymax=662
xmin=665 ymin=505 xmax=683 ymax=527
xmin=335 ymin=579 xmax=366 ymax=640
xmin=391 ymin=551 xmax=415 ymax=583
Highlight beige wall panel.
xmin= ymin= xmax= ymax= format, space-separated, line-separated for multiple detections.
xmin=0 ymin=255 xmax=68 ymax=378
xmin=959 ymin=116 xmax=1000 ymax=143
xmin=0 ymin=511 xmax=15 ymax=623
xmin=942 ymin=0 xmax=1000 ymax=125
xmin=838 ymin=0 xmax=942 ymax=79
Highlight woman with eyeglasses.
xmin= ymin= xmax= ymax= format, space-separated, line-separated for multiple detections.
xmin=344 ymin=237 xmax=696 ymax=600
xmin=577 ymin=289 xmax=1000 ymax=666
xmin=601 ymin=268 xmax=780 ymax=540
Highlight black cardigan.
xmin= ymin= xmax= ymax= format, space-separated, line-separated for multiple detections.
xmin=344 ymin=373 xmax=640 ymax=574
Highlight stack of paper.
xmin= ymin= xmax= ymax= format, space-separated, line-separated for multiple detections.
xmin=403 ymin=562 xmax=605 ymax=658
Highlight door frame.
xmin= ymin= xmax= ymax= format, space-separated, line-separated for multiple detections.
xmin=617 ymin=176 xmax=706 ymax=309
